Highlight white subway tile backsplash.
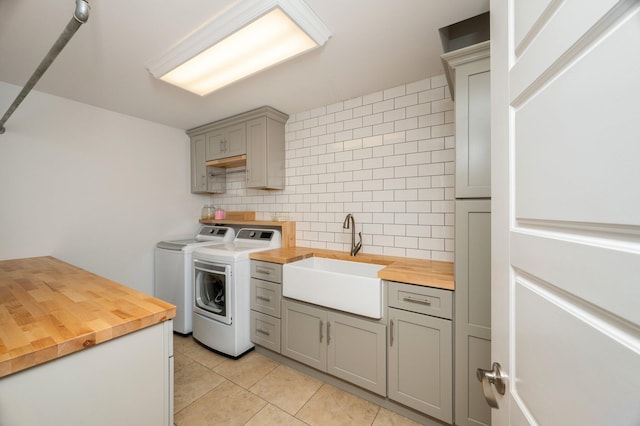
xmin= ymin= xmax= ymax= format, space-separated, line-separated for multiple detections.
xmin=209 ymin=76 xmax=454 ymax=260
xmin=407 ymin=79 xmax=430 ymax=94
xmin=384 ymin=85 xmax=406 ymax=100
xmin=372 ymin=122 xmax=394 ymax=135
xmin=394 ymin=117 xmax=418 ymax=132
xmin=396 ymin=236 xmax=418 ymax=249
xmin=353 ymin=126 xmax=372 ymax=139
xmin=373 ymin=99 xmax=394 ymax=114
xmin=395 ymin=165 xmax=419 ymax=178
xmin=363 ymin=91 xmax=383 ymax=105
xmin=363 ymin=113 xmax=383 ymax=127
xmin=419 ymin=87 xmax=445 ymax=103
xmin=395 ymin=93 xmax=418 ymax=109
xmin=383 ymin=155 xmax=406 ymax=168
xmin=354 ymin=104 xmax=373 ymax=118
xmin=430 ymin=74 xmax=447 ymax=88
xmin=383 ymin=108 xmax=406 ymax=123
xmin=344 ymin=96 xmax=363 ymax=109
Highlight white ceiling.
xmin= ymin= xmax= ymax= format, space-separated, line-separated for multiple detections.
xmin=0 ymin=0 xmax=489 ymax=130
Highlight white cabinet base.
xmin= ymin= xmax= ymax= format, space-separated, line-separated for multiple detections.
xmin=0 ymin=321 xmax=173 ymax=426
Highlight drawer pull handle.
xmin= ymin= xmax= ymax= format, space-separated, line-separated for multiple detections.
xmin=256 ymin=295 xmax=271 ymax=302
xmin=327 ymin=322 xmax=331 ymax=345
xmin=403 ymin=296 xmax=432 ymax=305
xmin=319 ymin=321 xmax=324 ymax=343
xmin=390 ymin=319 xmax=394 ymax=347
xmin=255 ymin=267 xmax=272 ymax=275
xmin=256 ymin=328 xmax=271 ymax=336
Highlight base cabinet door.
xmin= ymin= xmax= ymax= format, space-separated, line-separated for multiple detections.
xmin=327 ymin=311 xmax=386 ymax=396
xmin=281 ymin=299 xmax=327 ymax=371
xmin=281 ymin=299 xmax=386 ymax=396
xmin=388 ymin=307 xmax=452 ymax=423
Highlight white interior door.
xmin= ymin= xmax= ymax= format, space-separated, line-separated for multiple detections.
xmin=490 ymin=1 xmax=640 ymax=425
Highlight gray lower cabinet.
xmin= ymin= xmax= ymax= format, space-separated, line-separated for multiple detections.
xmin=281 ymin=298 xmax=387 ymax=396
xmin=250 ymin=261 xmax=282 ymax=353
xmin=387 ymin=282 xmax=453 ymax=424
xmin=454 ymin=200 xmax=491 ymax=426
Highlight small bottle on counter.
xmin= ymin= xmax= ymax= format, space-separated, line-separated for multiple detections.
xmin=201 ymin=205 xmax=215 ymax=220
xmin=214 ymin=207 xmax=226 ymax=220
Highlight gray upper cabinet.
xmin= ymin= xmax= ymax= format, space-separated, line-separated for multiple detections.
xmin=206 ymin=122 xmax=246 ymax=161
xmin=190 ymin=134 xmax=225 ymax=194
xmin=246 ymin=111 xmax=287 ymax=190
xmin=187 ymin=106 xmax=289 ymax=193
xmin=190 ymin=134 xmax=207 ymax=193
xmin=442 ymin=41 xmax=491 ymax=198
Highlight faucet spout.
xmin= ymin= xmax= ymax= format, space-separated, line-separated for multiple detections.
xmin=343 ymin=214 xmax=362 ymax=256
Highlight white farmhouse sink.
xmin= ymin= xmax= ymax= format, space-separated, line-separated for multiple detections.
xmin=282 ymin=257 xmax=385 ymax=319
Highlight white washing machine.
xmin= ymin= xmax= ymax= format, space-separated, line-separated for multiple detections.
xmin=192 ymin=228 xmax=282 ymax=357
xmin=154 ymin=226 xmax=235 ymax=334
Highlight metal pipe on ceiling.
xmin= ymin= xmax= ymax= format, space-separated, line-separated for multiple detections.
xmin=0 ymin=0 xmax=90 ymax=135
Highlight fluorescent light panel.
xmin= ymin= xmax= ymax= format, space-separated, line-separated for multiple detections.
xmin=147 ymin=0 xmax=331 ymax=96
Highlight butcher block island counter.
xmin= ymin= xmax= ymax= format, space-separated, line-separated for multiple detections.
xmin=0 ymin=256 xmax=176 ymax=426
xmin=250 ymin=247 xmax=454 ymax=290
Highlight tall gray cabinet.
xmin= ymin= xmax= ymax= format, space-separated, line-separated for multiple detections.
xmin=442 ymin=40 xmax=492 ymax=426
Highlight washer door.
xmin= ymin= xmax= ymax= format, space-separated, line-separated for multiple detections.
xmin=194 ymin=260 xmax=232 ymax=325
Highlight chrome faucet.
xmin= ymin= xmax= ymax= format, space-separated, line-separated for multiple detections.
xmin=343 ymin=213 xmax=362 ymax=256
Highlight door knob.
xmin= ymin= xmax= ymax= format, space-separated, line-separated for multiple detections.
xmin=476 ymin=362 xmax=507 ymax=409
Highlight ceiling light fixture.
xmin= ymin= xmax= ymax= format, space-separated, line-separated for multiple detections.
xmin=146 ymin=0 xmax=331 ymax=96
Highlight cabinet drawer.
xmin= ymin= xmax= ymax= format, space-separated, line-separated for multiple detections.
xmin=388 ymin=281 xmax=453 ymax=319
xmin=250 ymin=278 xmax=281 ymax=317
xmin=250 ymin=311 xmax=281 ymax=353
xmin=251 ymin=260 xmax=282 ymax=283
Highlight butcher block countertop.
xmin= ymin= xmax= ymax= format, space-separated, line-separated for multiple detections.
xmin=0 ymin=257 xmax=176 ymax=378
xmin=250 ymin=248 xmax=454 ymax=290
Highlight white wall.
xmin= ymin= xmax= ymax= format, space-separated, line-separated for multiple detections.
xmin=0 ymin=82 xmax=205 ymax=294
xmin=208 ymin=75 xmax=455 ymax=261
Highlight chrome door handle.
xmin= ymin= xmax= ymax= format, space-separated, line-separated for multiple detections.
xmin=319 ymin=321 xmax=324 ymax=343
xmin=476 ymin=362 xmax=507 ymax=409
xmin=327 ymin=322 xmax=331 ymax=345
xmin=389 ymin=319 xmax=394 ymax=346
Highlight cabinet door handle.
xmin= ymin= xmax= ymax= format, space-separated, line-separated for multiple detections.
xmin=390 ymin=319 xmax=394 ymax=346
xmin=403 ymin=296 xmax=432 ymax=305
xmin=319 ymin=321 xmax=324 ymax=343
xmin=327 ymin=322 xmax=331 ymax=345
xmin=256 ymin=328 xmax=270 ymax=336
xmin=256 ymin=295 xmax=271 ymax=302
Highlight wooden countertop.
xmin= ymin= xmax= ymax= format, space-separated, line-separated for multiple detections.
xmin=0 ymin=257 xmax=176 ymax=378
xmin=250 ymin=248 xmax=454 ymax=290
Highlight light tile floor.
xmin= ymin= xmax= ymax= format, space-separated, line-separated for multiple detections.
xmin=173 ymin=334 xmax=422 ymax=426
